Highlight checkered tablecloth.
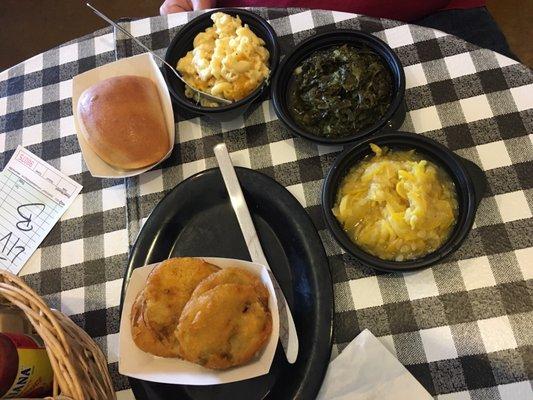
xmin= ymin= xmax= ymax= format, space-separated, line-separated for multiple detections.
xmin=1 ymin=7 xmax=532 ymax=400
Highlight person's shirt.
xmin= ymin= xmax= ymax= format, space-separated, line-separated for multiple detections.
xmin=217 ymin=0 xmax=485 ymax=21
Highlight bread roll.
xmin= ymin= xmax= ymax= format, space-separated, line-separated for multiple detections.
xmin=78 ymin=75 xmax=170 ymax=170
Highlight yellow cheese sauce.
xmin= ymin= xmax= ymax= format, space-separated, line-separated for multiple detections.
xmin=333 ymin=144 xmax=458 ymax=261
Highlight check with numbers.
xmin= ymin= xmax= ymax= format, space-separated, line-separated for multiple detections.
xmin=0 ymin=146 xmax=82 ymax=274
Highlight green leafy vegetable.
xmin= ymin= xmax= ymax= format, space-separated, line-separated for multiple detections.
xmin=288 ymin=45 xmax=393 ymax=138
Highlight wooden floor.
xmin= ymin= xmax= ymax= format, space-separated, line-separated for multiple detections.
xmin=0 ymin=0 xmax=531 ymax=71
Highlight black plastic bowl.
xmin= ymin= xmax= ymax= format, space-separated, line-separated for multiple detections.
xmin=163 ymin=9 xmax=280 ymax=122
xmin=322 ymin=132 xmax=486 ymax=272
xmin=271 ymin=30 xmax=406 ymax=145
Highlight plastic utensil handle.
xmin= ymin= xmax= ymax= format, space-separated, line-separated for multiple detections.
xmin=213 ymin=143 xmax=299 ymax=364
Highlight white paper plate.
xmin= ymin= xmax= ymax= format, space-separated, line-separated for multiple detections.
xmin=72 ymin=52 xmax=175 ymax=178
xmin=119 ymin=257 xmax=280 ymax=385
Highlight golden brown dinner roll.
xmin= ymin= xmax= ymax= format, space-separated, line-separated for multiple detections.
xmin=77 ymin=75 xmax=170 ymax=170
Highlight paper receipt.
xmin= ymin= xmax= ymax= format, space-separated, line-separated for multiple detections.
xmin=0 ymin=146 xmax=82 ymax=274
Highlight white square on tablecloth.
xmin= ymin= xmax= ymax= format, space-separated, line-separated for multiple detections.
xmin=139 ymin=169 xmax=164 ymax=196
xmin=21 ymin=123 xmax=43 ymax=147
xmin=61 ymin=239 xmax=85 ymax=267
xmin=62 ymin=192 xmax=83 ymax=220
xmin=129 ymin=20 xmax=152 ymax=37
xmin=59 ymin=42 xmax=79 ymax=65
xmin=510 ymin=84 xmax=533 ymax=112
xmin=515 ymin=247 xmax=533 ymax=280
xmin=19 ymin=249 xmax=42 ymax=276
xmin=181 ymin=158 xmax=206 ymax=180
xmin=101 ymin=184 xmax=126 ymax=212
xmin=349 ymin=276 xmax=384 ymax=309
xmin=332 ymin=11 xmax=356 ymax=22
xmin=94 ymin=33 xmax=114 ymax=55
xmin=498 ymin=381 xmax=533 ymax=400
xmin=0 ymin=95 xmax=6 ymax=117
xmin=384 ymin=25 xmax=414 ymax=49
xmin=261 ymin=100 xmax=277 ymax=123
xmin=403 ymin=268 xmax=440 ymax=300
xmin=286 ymin=183 xmax=306 ymax=207
xmin=59 ymin=79 xmax=72 ymax=101
xmin=476 ymin=141 xmax=512 ymax=170
xmin=458 ymin=256 xmax=496 ymax=290
xmin=444 ymin=53 xmax=477 ymax=79
xmin=419 ymin=325 xmax=458 ymax=362
xmin=289 ymin=10 xmax=314 ymax=34
xmin=61 ymin=286 xmax=85 ymax=316
xmin=107 ymin=332 xmax=120 ymax=364
xmin=106 ymin=278 xmax=123 ymax=309
xmin=436 ymin=391 xmax=471 ymax=400
xmin=103 ymin=230 xmax=129 ymax=258
xmin=495 ymin=191 xmax=532 ymax=223
xmin=478 ymin=316 xmax=518 ymax=353
xmin=230 ymin=148 xmax=252 ymax=169
xmin=23 ymin=87 xmax=43 ymax=110
xmin=60 ymin=115 xmax=76 ymax=138
xmin=60 ymin=152 xmax=83 ymax=176
xmin=404 ymin=63 xmax=427 ymax=89
xmin=495 ymin=53 xmax=518 ymax=68
xmin=460 ymin=95 xmax=493 ymax=123
xmin=167 ymin=12 xmax=189 ymax=29
xmin=24 ymin=53 xmax=44 ymax=74
xmin=409 ymin=106 xmax=442 ymax=133
xmin=178 ymin=118 xmax=203 ymax=143
xmin=270 ymin=139 xmax=297 ymax=166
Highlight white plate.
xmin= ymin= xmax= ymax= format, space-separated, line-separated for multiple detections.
xmin=119 ymin=257 xmax=280 ymax=385
xmin=72 ymin=52 xmax=175 ymax=178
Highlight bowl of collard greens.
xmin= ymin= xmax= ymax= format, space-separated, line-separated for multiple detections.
xmin=271 ymin=30 xmax=406 ymax=144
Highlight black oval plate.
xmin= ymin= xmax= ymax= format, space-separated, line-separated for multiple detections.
xmin=121 ymin=167 xmax=333 ymax=400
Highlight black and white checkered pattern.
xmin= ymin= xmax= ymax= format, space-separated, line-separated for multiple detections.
xmin=1 ymin=8 xmax=532 ymax=400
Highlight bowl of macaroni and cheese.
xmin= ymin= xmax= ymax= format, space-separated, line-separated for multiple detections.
xmin=322 ymin=132 xmax=486 ymax=272
xmin=163 ymin=9 xmax=280 ymax=121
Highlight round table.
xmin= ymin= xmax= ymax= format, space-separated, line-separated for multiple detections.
xmin=1 ymin=8 xmax=532 ymax=400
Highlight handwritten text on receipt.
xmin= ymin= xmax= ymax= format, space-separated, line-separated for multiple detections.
xmin=0 ymin=146 xmax=82 ymax=274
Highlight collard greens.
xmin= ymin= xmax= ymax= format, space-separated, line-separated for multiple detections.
xmin=288 ymin=45 xmax=393 ymax=138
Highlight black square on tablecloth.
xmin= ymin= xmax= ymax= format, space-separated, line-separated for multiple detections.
xmin=358 ymin=18 xmax=385 ymax=33
xmin=444 ymin=124 xmax=475 ymax=150
xmin=41 ymin=136 xmax=61 ymax=160
xmin=498 ymin=281 xmax=532 ymax=315
xmin=415 ymin=39 xmax=444 ymax=63
xmin=485 ymin=166 xmax=522 ymax=195
xmin=384 ymin=301 xmax=419 ymax=334
xmin=405 ymin=363 xmax=436 ymax=395
xmin=245 ymin=123 xmax=271 ymax=148
xmin=43 ymin=221 xmax=62 ymax=247
xmin=82 ymin=309 xmax=109 ymax=337
xmin=5 ymin=110 xmax=23 ymax=132
xmin=488 ymin=348 xmax=530 ymax=385
xmin=42 ymin=101 xmax=61 ymax=123
xmin=151 ymin=30 xmax=171 ymax=51
xmin=513 ymin=161 xmax=533 ymax=190
xmin=429 ymin=358 xmax=467 ymax=394
xmin=440 ymin=291 xmax=476 ymax=325
xmin=429 ymin=79 xmax=458 ymax=105
xmin=83 ymin=213 xmax=104 ymax=238
xmin=476 ymin=223 xmax=513 ymax=255
xmin=460 ymin=354 xmax=497 ymax=390
xmin=272 ymin=162 xmax=302 ymax=187
xmin=477 ymin=68 xmax=510 ymax=94
xmin=6 ymin=75 xmax=24 ymax=96
xmin=39 ymin=268 xmax=62 ymax=295
xmin=495 ymin=112 xmax=527 ymax=139
xmin=277 ymin=34 xmax=296 ymax=56
xmin=266 ymin=8 xmax=290 ymax=21
xmin=298 ymin=155 xmax=324 ymax=182
xmin=329 ymin=254 xmax=349 ymax=284
xmin=306 ymin=204 xmax=326 ymax=231
xmin=80 ymin=171 xmax=103 ymax=194
xmin=42 ymin=66 xmax=60 ymax=86
xmin=78 ymin=56 xmax=97 ymax=74
xmin=334 ymin=310 xmax=360 ymax=343
xmin=83 ymin=258 xmax=107 ymax=286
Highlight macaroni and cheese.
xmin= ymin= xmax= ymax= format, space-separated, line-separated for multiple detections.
xmin=177 ymin=12 xmax=270 ymax=107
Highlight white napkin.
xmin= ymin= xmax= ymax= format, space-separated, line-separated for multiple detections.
xmin=317 ymin=329 xmax=433 ymax=400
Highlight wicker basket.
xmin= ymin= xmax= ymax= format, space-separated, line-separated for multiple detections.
xmin=0 ymin=270 xmax=116 ymax=400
